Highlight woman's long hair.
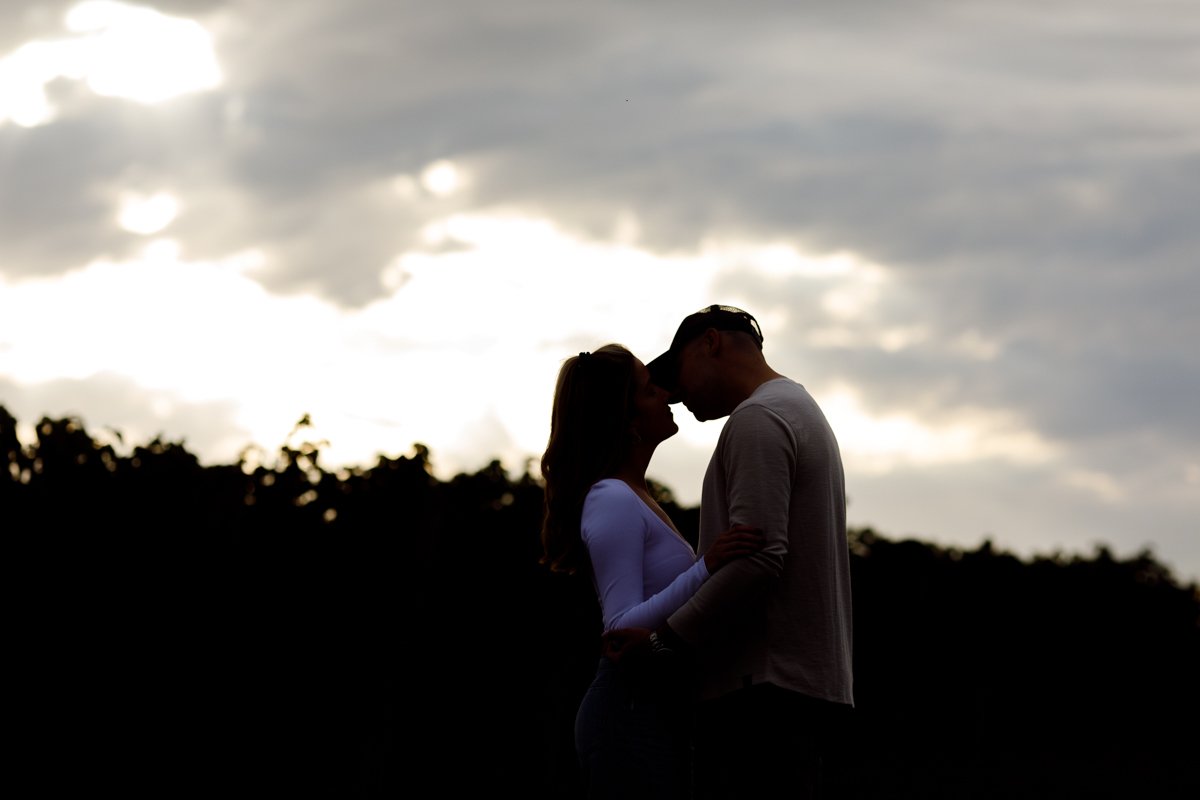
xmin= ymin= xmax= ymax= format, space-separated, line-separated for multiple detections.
xmin=540 ymin=344 xmax=639 ymax=574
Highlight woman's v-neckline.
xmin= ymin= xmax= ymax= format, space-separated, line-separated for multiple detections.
xmin=612 ymin=479 xmax=692 ymax=549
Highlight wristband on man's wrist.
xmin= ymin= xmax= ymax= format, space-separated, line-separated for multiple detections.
xmin=655 ymin=624 xmax=689 ymax=653
xmin=648 ymin=630 xmax=674 ymax=657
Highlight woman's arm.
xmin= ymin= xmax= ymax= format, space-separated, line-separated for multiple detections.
xmin=583 ymin=481 xmax=710 ymax=632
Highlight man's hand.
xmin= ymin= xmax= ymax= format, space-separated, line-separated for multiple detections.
xmin=601 ymin=627 xmax=651 ymax=667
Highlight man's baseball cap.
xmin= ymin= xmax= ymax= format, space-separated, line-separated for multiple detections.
xmin=646 ymin=304 xmax=763 ymax=397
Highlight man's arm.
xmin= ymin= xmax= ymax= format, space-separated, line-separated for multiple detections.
xmin=665 ymin=404 xmax=796 ymax=645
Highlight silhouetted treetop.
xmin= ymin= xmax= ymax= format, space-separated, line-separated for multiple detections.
xmin=4 ymin=406 xmax=1196 ymax=797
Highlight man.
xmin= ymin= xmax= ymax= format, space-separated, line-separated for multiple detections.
xmin=607 ymin=304 xmax=854 ymax=799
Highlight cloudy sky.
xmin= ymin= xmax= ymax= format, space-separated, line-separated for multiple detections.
xmin=2 ymin=0 xmax=1197 ymax=582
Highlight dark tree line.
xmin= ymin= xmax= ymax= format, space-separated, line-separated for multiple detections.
xmin=3 ymin=407 xmax=1197 ymax=798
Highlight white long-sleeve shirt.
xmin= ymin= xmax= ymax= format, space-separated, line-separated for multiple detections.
xmin=582 ymin=478 xmax=710 ymax=632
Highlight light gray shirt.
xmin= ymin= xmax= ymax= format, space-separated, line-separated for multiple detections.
xmin=667 ymin=377 xmax=854 ymax=706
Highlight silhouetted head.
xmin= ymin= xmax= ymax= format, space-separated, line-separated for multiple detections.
xmin=540 ymin=344 xmax=677 ymax=574
xmin=647 ymin=305 xmax=768 ymax=421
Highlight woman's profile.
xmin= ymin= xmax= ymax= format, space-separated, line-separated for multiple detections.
xmin=541 ymin=344 xmax=761 ymax=799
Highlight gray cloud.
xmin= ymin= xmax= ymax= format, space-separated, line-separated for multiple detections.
xmin=7 ymin=1 xmax=1197 ymax=303
xmin=1 ymin=1 xmax=74 ymax=54
xmin=2 ymin=0 xmax=1197 ymax=578
xmin=0 ymin=372 xmax=248 ymax=460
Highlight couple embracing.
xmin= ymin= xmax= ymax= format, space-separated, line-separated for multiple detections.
xmin=541 ymin=305 xmax=855 ymax=800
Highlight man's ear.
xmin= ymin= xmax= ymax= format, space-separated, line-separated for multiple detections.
xmin=701 ymin=328 xmax=721 ymax=355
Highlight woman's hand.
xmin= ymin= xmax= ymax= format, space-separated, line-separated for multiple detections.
xmin=703 ymin=524 xmax=764 ymax=572
xmin=602 ymin=627 xmax=651 ymax=667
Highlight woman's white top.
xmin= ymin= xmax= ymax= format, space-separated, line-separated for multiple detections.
xmin=581 ymin=478 xmax=709 ymax=632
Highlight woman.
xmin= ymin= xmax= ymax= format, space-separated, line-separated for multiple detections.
xmin=541 ymin=344 xmax=760 ymax=799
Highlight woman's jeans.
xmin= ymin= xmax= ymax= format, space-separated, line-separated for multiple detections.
xmin=574 ymin=657 xmax=690 ymax=800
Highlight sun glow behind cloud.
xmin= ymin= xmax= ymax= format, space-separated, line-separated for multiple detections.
xmin=0 ymin=203 xmax=1070 ymax=504
xmin=0 ymin=211 xmax=727 ymax=475
xmin=0 ymin=0 xmax=1194 ymax=583
xmin=419 ymin=160 xmax=463 ymax=197
xmin=118 ymin=191 xmax=179 ymax=235
xmin=0 ymin=1 xmax=220 ymax=127
xmin=821 ymin=386 xmax=1057 ymax=475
